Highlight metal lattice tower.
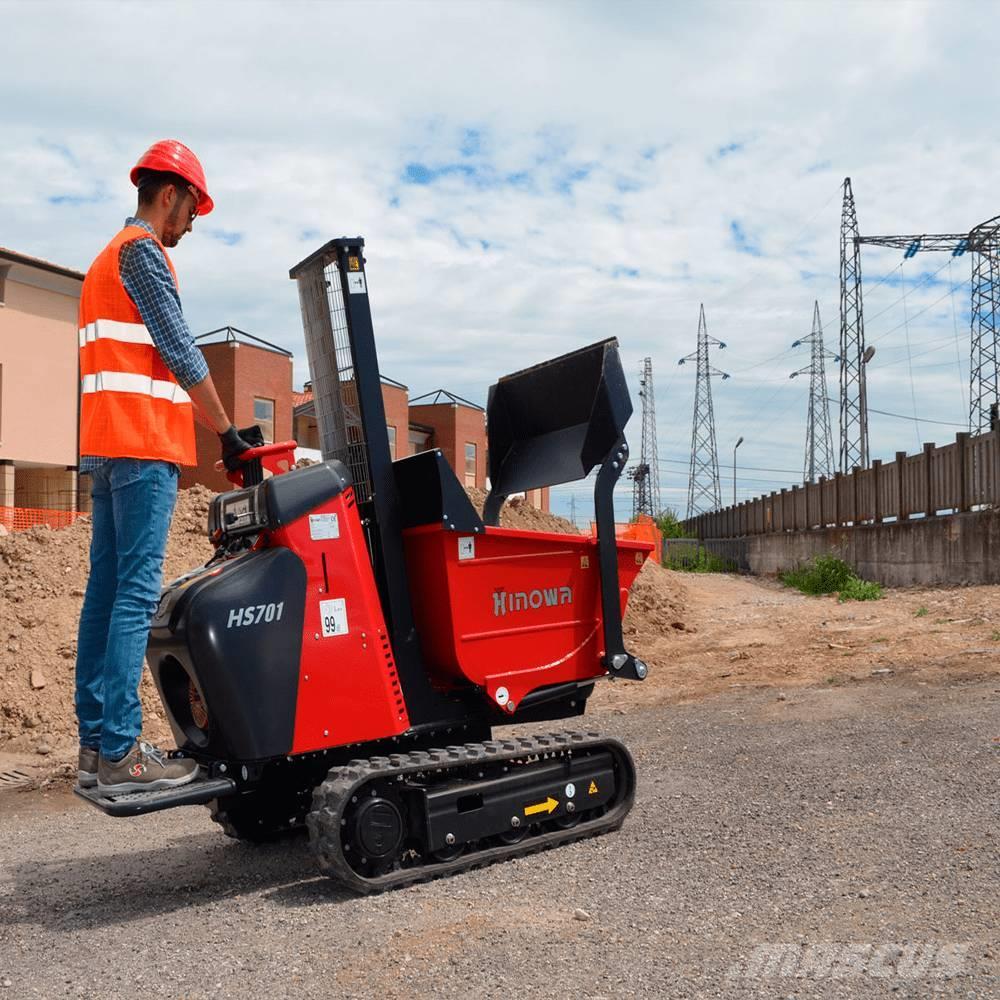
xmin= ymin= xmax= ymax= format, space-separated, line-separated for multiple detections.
xmin=629 ymin=357 xmax=661 ymax=519
xmin=839 ymin=177 xmax=869 ymax=472
xmin=840 ymin=180 xmax=1000 ymax=446
xmin=790 ymin=301 xmax=837 ymax=483
xmin=680 ymin=305 xmax=728 ymax=517
xmin=967 ymin=217 xmax=1000 ymax=434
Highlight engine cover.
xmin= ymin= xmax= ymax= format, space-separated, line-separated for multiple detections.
xmin=148 ymin=548 xmax=306 ymax=760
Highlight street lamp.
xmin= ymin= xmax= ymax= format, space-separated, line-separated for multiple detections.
xmin=733 ymin=436 xmax=744 ymax=505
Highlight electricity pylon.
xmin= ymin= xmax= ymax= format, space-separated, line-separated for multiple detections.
xmin=629 ymin=357 xmax=661 ymax=519
xmin=969 ymin=235 xmax=1000 ymax=434
xmin=790 ymin=301 xmax=837 ymax=483
xmin=680 ymin=305 xmax=729 ymax=517
xmin=839 ymin=177 xmax=870 ymax=471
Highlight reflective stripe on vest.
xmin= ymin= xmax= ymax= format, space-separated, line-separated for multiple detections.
xmin=78 ymin=318 xmax=155 ymax=348
xmin=80 ymin=371 xmax=192 ymax=404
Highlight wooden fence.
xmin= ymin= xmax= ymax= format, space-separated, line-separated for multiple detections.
xmin=683 ymin=423 xmax=1000 ymax=539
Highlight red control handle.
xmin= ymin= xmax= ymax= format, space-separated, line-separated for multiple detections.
xmin=222 ymin=440 xmax=298 ymax=487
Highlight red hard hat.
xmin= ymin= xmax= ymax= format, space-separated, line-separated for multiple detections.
xmin=130 ymin=139 xmax=214 ymax=216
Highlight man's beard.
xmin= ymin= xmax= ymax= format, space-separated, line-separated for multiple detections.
xmin=164 ymin=203 xmax=186 ymax=246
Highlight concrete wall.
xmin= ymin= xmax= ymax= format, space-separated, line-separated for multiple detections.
xmin=745 ymin=508 xmax=1000 ymax=586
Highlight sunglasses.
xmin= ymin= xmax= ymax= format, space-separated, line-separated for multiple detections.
xmin=184 ymin=184 xmax=200 ymax=223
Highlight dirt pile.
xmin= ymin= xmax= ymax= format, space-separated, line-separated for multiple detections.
xmin=0 ymin=486 xmax=215 ymax=756
xmin=623 ymin=561 xmax=688 ymax=642
xmin=464 ymin=487 xmax=579 ymax=534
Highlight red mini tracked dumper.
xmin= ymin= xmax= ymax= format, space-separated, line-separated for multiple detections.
xmin=76 ymin=238 xmax=652 ymax=892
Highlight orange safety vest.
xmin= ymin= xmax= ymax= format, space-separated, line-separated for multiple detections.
xmin=78 ymin=226 xmax=198 ymax=466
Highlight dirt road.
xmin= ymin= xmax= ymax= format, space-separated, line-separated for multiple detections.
xmin=598 ymin=571 xmax=1000 ymax=712
xmin=1 ymin=573 xmax=997 ymax=998
xmin=1 ymin=679 xmax=996 ymax=999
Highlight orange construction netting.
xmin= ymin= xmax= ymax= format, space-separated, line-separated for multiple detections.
xmin=0 ymin=506 xmax=85 ymax=533
xmin=589 ymin=513 xmax=663 ymax=564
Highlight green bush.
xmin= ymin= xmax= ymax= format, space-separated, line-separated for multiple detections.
xmin=780 ymin=554 xmax=853 ymax=595
xmin=780 ymin=554 xmax=882 ymax=601
xmin=655 ymin=508 xmax=689 ymax=539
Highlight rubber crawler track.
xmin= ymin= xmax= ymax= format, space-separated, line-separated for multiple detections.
xmin=306 ymin=730 xmax=636 ymax=894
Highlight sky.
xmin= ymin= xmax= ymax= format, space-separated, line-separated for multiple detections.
xmin=3 ymin=0 xmax=998 ymax=523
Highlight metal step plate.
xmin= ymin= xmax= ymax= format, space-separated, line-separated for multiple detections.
xmin=73 ymin=774 xmax=236 ymax=817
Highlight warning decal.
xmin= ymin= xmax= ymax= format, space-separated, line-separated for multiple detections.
xmin=309 ymin=513 xmax=340 ymax=540
xmin=588 ymin=780 xmax=599 ymax=795
xmin=319 ymin=598 xmax=348 ymax=637
xmin=458 ymin=536 xmax=475 ymax=560
xmin=346 ymin=272 xmax=367 ymax=295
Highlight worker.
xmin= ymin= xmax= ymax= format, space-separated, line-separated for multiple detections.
xmin=74 ymin=140 xmax=252 ymax=794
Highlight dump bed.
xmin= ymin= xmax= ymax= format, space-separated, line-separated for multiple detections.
xmin=403 ymin=523 xmax=651 ymax=712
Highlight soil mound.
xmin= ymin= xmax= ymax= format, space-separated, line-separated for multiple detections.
xmin=0 ymin=486 xmax=215 ymax=756
xmin=464 ymin=487 xmax=579 ymax=534
xmin=623 ymin=561 xmax=688 ymax=642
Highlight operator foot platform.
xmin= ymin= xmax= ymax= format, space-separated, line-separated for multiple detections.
xmin=74 ymin=774 xmax=236 ymax=817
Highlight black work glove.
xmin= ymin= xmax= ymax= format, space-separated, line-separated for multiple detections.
xmin=219 ymin=425 xmax=253 ymax=472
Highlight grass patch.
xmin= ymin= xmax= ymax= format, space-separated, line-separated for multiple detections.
xmin=915 ymin=606 xmax=928 ymax=617
xmin=666 ymin=548 xmax=728 ymax=573
xmin=839 ymin=578 xmax=885 ymax=602
xmin=780 ymin=554 xmax=883 ymax=602
xmin=991 ymin=631 xmax=1000 ymax=642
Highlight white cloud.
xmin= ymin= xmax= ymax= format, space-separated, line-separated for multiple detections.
xmin=2 ymin=0 xmax=996 ymax=518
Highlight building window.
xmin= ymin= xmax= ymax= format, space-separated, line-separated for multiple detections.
xmin=387 ymin=425 xmax=397 ymax=459
xmin=254 ymin=397 xmax=275 ymax=444
xmin=464 ymin=442 xmax=477 ymax=487
xmin=0 ymin=265 xmax=9 ymax=306
xmin=409 ymin=429 xmax=431 ymax=455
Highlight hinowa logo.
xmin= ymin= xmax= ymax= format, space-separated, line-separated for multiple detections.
xmin=493 ymin=586 xmax=573 ymax=617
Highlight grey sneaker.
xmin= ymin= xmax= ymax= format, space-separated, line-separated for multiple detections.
xmin=97 ymin=741 xmax=199 ymax=795
xmin=77 ymin=747 xmax=99 ymax=788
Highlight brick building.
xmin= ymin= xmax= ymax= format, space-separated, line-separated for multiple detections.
xmin=408 ymin=390 xmax=486 ymax=489
xmin=181 ymin=327 xmax=295 ymax=493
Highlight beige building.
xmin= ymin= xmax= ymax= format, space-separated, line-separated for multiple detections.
xmin=0 ymin=247 xmax=84 ymax=515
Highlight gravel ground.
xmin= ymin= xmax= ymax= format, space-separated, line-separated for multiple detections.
xmin=0 ymin=677 xmax=997 ymax=1000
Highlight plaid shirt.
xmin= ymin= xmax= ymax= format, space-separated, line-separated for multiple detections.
xmin=80 ymin=218 xmax=208 ymax=472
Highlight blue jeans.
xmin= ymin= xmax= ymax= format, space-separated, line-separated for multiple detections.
xmin=75 ymin=459 xmax=178 ymax=760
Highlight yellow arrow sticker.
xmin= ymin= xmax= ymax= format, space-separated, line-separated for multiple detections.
xmin=524 ymin=796 xmax=559 ymax=817
xmin=588 ymin=780 xmax=599 ymax=795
